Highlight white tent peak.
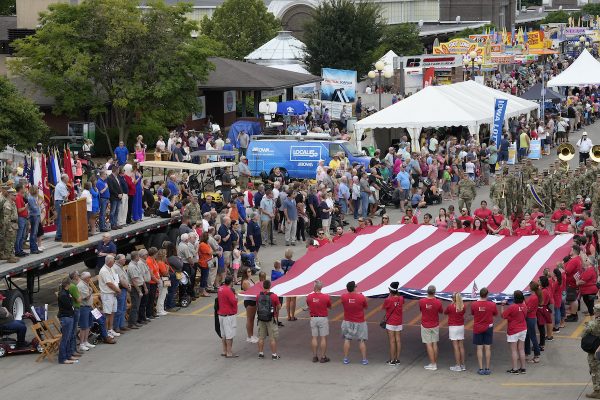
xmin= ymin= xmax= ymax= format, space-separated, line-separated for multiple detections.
xmin=377 ymin=50 xmax=398 ymax=73
xmin=245 ymin=31 xmax=306 ymax=65
xmin=547 ymin=48 xmax=600 ymax=87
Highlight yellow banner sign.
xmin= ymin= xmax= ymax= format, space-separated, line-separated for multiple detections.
xmin=433 ymin=38 xmax=484 ymax=56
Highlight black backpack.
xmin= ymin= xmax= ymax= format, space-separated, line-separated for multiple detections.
xmin=257 ymin=292 xmax=274 ymax=322
xmin=581 ymin=332 xmax=600 ymax=354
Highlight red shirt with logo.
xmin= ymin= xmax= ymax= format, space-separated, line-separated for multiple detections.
xmin=444 ymin=303 xmax=465 ymax=326
xmin=306 ymin=292 xmax=332 ymax=317
xmin=565 ymin=256 xmax=583 ymax=288
xmin=470 ymin=300 xmax=498 ymax=333
xmin=341 ymin=292 xmax=367 ymax=323
xmin=502 ymin=303 xmax=527 ymax=335
xmin=419 ymin=297 xmax=443 ymax=328
xmin=381 ymin=295 xmax=404 ymax=325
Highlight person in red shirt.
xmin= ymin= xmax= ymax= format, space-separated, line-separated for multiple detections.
xmin=551 ymin=201 xmax=573 ymax=224
xmin=470 ymin=287 xmax=498 ymax=375
xmin=14 ymin=184 xmax=29 ymax=257
xmin=331 ymin=226 xmax=345 ymax=243
xmin=501 ymin=290 xmax=528 ymax=374
xmin=553 ymin=215 xmax=572 ymax=234
xmin=572 ymin=195 xmax=585 ymax=220
xmin=404 ymin=208 xmax=419 ymax=224
xmin=577 ymin=262 xmax=598 ymax=317
xmin=445 ymin=292 xmax=466 ymax=372
xmin=529 ymin=204 xmax=544 ymax=225
xmin=474 ymin=201 xmax=492 ymax=232
xmin=486 ymin=206 xmax=505 ymax=234
xmin=580 ymin=210 xmax=595 ymax=234
xmin=256 ymin=280 xmax=281 ymax=360
xmin=472 ymin=219 xmax=486 ymax=234
xmin=341 ymin=281 xmax=368 ymax=365
xmin=537 ymin=276 xmax=554 ymax=350
xmin=457 ymin=207 xmax=474 ymax=226
xmin=513 ymin=219 xmax=533 ymax=236
xmin=217 ymin=276 xmax=238 ymax=358
xmin=524 ymin=282 xmax=542 ymax=363
xmin=381 ymin=282 xmax=404 ymax=365
xmin=565 ymin=246 xmax=583 ymax=322
xmin=533 ymin=219 xmax=549 ymax=235
xmin=306 ymin=280 xmax=332 ymax=363
xmin=419 ymin=285 xmax=443 ymax=371
xmin=551 ymin=268 xmax=564 ymax=333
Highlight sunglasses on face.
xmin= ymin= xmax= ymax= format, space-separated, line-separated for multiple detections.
xmin=318 ymin=232 xmax=324 ymax=235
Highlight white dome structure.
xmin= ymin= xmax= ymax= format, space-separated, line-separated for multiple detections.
xmin=245 ymin=31 xmax=306 ymax=66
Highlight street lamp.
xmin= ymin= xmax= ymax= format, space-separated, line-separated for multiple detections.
xmin=579 ymin=35 xmax=586 ymax=55
xmin=469 ymin=50 xmax=479 ymax=80
xmin=368 ymin=61 xmax=393 ymax=110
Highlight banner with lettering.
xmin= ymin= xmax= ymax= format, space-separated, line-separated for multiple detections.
xmin=492 ymin=98 xmax=508 ymax=147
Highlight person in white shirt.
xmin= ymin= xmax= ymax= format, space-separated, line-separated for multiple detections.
xmin=156 ymin=136 xmax=166 ymax=152
xmin=428 ymin=135 xmax=438 ymax=153
xmin=465 ymin=159 xmax=476 ymax=181
xmin=576 ymin=132 xmax=593 ymax=163
xmin=98 ymin=255 xmax=121 ymax=338
xmin=80 ymin=182 xmax=95 ymax=235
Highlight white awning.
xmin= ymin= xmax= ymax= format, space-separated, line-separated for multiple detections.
xmin=547 ymin=49 xmax=600 ymax=87
xmin=355 ymin=80 xmax=538 ymax=151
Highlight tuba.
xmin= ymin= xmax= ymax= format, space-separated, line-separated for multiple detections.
xmin=557 ymin=143 xmax=575 ymax=161
xmin=590 ymin=145 xmax=600 ymax=163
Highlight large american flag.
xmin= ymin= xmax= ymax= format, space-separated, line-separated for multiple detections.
xmin=245 ymin=225 xmax=573 ymax=301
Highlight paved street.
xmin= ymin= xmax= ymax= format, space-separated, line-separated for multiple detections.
xmin=1 ymin=120 xmax=599 ymax=400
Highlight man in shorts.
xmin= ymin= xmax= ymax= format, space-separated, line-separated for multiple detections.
xmin=341 ymin=281 xmax=368 ymax=365
xmin=98 ymin=255 xmax=121 ymax=339
xmin=256 ymin=280 xmax=281 ymax=360
xmin=307 ymin=280 xmax=332 ymax=363
xmin=217 ymin=276 xmax=238 ymax=358
xmin=470 ymin=287 xmax=498 ymax=375
xmin=419 ymin=285 xmax=443 ymax=370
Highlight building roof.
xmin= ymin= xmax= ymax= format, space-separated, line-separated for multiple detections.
xmin=419 ymin=22 xmax=489 ymax=37
xmin=199 ymin=57 xmax=322 ymax=91
xmin=245 ymin=31 xmax=305 ymax=64
xmin=515 ymin=9 xmax=548 ymax=24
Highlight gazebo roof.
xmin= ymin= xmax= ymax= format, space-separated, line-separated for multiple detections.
xmin=245 ymin=31 xmax=306 ymax=63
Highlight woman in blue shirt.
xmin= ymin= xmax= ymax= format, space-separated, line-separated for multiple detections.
xmin=89 ymin=178 xmax=100 ymax=235
xmin=158 ymin=188 xmax=174 ymax=218
xmin=27 ymin=186 xmax=42 ymax=254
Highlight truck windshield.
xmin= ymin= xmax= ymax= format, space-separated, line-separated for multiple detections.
xmin=343 ymin=142 xmax=363 ymax=157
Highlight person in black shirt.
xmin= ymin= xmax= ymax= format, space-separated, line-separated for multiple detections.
xmin=58 ymin=277 xmax=77 ymax=364
xmin=142 ymin=179 xmax=155 ymax=211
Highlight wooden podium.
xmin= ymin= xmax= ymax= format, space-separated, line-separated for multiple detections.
xmin=61 ymin=198 xmax=88 ymax=244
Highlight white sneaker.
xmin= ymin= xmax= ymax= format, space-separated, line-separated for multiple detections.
xmin=424 ymin=363 xmax=438 ymax=370
xmin=108 ymin=330 xmax=121 ymax=337
xmin=84 ymin=342 xmax=96 ymax=348
xmin=250 ymin=336 xmax=259 ymax=343
xmin=449 ymin=365 xmax=462 ymax=372
xmin=79 ymin=344 xmax=89 ymax=352
xmin=158 ymin=311 xmax=169 ymax=316
xmin=460 ymin=365 xmax=466 ymax=371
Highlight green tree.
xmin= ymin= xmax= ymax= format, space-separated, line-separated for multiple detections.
xmin=200 ymin=0 xmax=280 ymax=60
xmin=582 ymin=4 xmax=600 ymax=17
xmin=0 ymin=76 xmax=47 ymax=149
xmin=303 ymin=0 xmax=385 ymax=77
xmin=10 ymin=0 xmax=216 ymax=151
xmin=542 ymin=10 xmax=571 ymax=24
xmin=375 ymin=23 xmax=423 ymax=58
xmin=0 ymin=0 xmax=15 ymax=15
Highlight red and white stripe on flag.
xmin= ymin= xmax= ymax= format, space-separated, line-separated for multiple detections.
xmin=244 ymin=224 xmax=573 ymax=298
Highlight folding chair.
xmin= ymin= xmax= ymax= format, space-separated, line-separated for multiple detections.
xmin=31 ymin=323 xmax=61 ymax=363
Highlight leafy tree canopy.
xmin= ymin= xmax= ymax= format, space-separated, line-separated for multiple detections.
xmin=303 ymin=0 xmax=385 ymax=77
xmin=200 ymin=0 xmax=280 ymax=60
xmin=11 ymin=0 xmax=216 ymax=150
xmin=0 ymin=0 xmax=15 ymax=15
xmin=374 ymin=23 xmax=423 ymax=59
xmin=0 ymin=76 xmax=47 ymax=150
xmin=542 ymin=10 xmax=571 ymax=24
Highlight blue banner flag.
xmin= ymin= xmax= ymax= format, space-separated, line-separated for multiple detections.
xmin=493 ymin=98 xmax=508 ymax=146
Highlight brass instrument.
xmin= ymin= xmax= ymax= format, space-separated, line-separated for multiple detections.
xmin=557 ymin=143 xmax=575 ymax=162
xmin=590 ymin=145 xmax=600 ymax=163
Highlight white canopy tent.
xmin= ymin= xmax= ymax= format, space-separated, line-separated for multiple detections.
xmin=354 ymin=80 xmax=539 ymax=151
xmin=547 ymin=49 xmax=600 ymax=87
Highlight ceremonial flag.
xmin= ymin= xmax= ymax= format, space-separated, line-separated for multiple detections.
xmin=41 ymin=153 xmax=51 ymax=223
xmin=242 ymin=225 xmax=574 ymax=300
xmin=63 ymin=147 xmax=75 ymax=200
xmin=33 ymin=154 xmax=42 ymax=188
xmin=471 ymin=281 xmax=478 ymax=299
xmin=23 ymin=156 xmax=30 ymax=185
xmin=52 ymin=149 xmax=60 ymax=184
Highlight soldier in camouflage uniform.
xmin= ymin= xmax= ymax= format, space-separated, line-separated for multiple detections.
xmin=457 ymin=172 xmax=476 ymax=213
xmin=3 ymin=188 xmax=19 ymax=263
xmin=504 ymin=169 xmax=518 ymax=216
xmin=541 ymin=170 xmax=554 ymax=212
xmin=183 ymin=195 xmax=202 ymax=223
xmin=584 ymin=303 xmax=600 ymax=399
xmin=490 ymin=171 xmax=508 ymax=215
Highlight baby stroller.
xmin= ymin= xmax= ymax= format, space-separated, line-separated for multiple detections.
xmin=241 ymin=252 xmax=260 ymax=274
xmin=176 ymin=271 xmax=192 ymax=308
xmin=87 ymin=319 xmax=103 ymax=346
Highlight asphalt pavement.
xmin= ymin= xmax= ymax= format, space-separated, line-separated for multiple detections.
xmin=1 ymin=120 xmax=599 ymax=400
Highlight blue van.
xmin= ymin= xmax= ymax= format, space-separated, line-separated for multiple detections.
xmin=246 ymin=135 xmax=371 ymax=179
